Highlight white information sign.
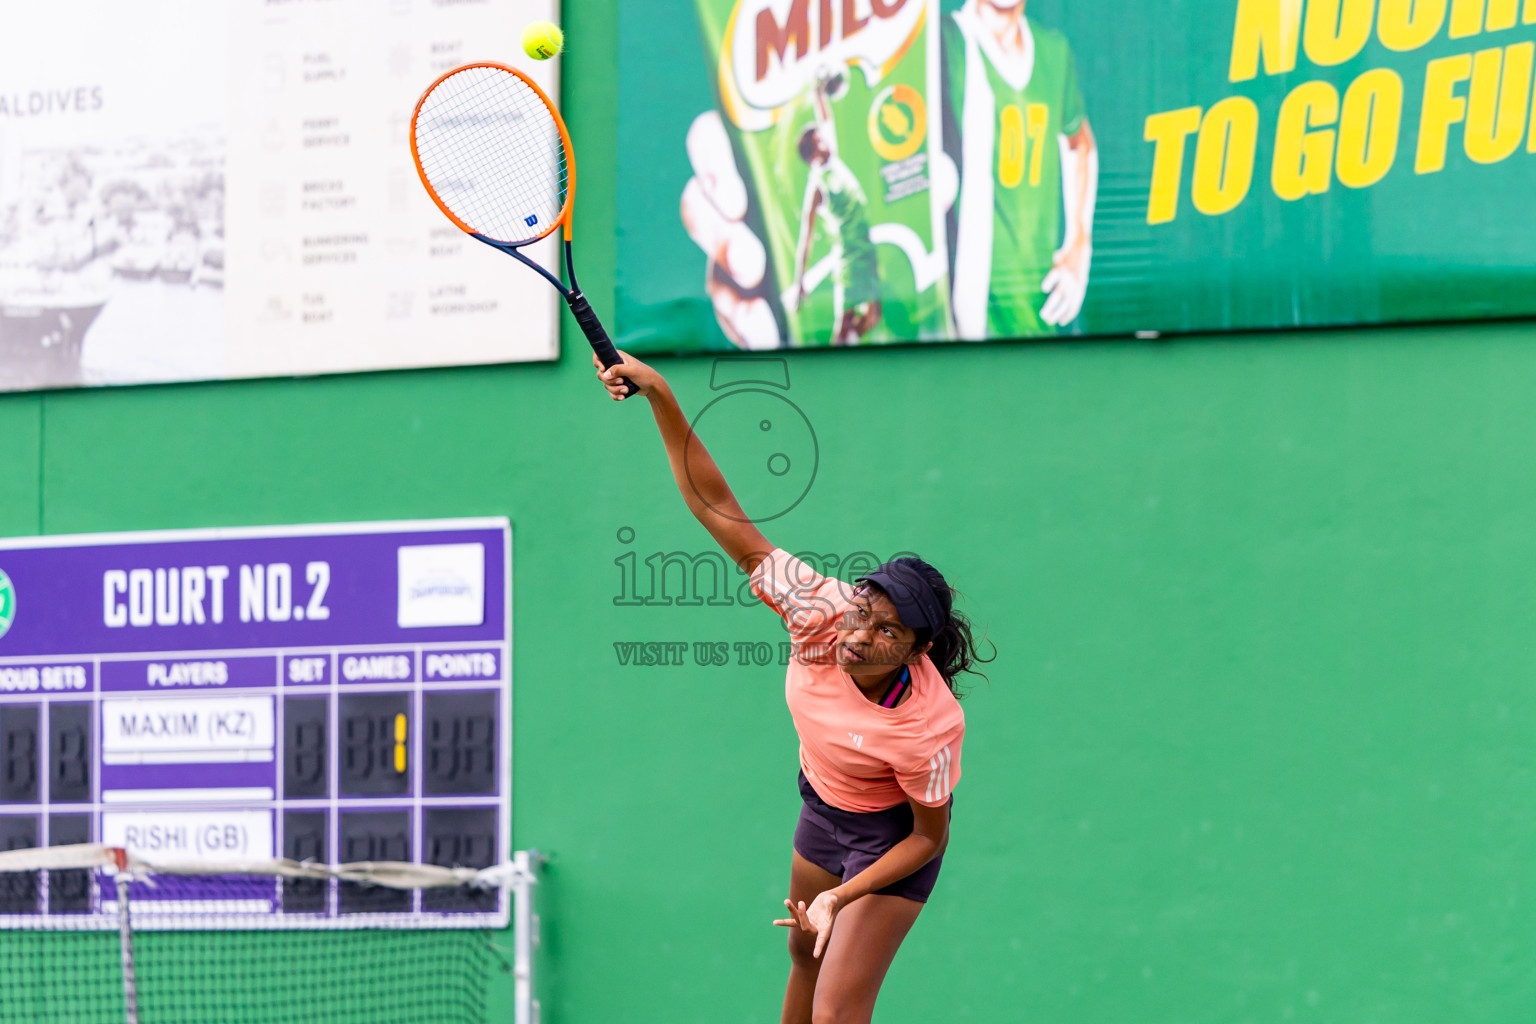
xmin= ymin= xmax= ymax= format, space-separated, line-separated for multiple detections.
xmin=100 ymin=696 xmax=277 ymax=765
xmin=0 ymin=0 xmax=559 ymax=391
xmin=102 ymin=810 xmax=274 ymax=863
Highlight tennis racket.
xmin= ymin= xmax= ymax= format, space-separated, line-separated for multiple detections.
xmin=411 ymin=61 xmax=635 ymax=394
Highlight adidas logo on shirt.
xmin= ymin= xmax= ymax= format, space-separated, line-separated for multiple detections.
xmin=848 ymin=732 xmax=864 ymax=749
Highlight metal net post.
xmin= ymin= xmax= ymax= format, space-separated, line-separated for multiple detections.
xmin=112 ymin=849 xmax=139 ymax=1024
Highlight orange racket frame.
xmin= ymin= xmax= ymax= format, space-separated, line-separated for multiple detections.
xmin=410 ymin=62 xmax=633 ymax=393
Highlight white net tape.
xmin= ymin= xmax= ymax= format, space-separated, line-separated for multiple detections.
xmin=0 ymin=843 xmax=533 ymax=891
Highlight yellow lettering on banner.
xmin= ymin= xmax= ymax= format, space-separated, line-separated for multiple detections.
xmin=1527 ymin=0 xmax=1536 ymax=25
xmin=1229 ymin=0 xmax=1302 ymax=81
xmin=1450 ymin=0 xmax=1487 ymax=37
xmin=1272 ymin=81 xmax=1339 ymax=200
xmin=1304 ymin=0 xmax=1376 ymax=65
xmin=1486 ymin=0 xmax=1520 ymax=29
xmin=1026 ymin=103 xmax=1049 ymax=187
xmin=1465 ymin=42 xmax=1533 ymax=162
xmin=1446 ymin=0 xmax=1523 ymax=33
xmin=1143 ymin=106 xmax=1203 ymax=223
xmin=1531 ymin=50 xmax=1536 ymax=148
xmin=998 ymin=104 xmax=1024 ymax=188
xmin=1193 ymin=97 xmax=1260 ymax=215
xmin=1416 ymin=53 xmax=1472 ymax=171
xmin=1377 ymin=0 xmax=1447 ymax=50
xmin=1337 ymin=69 xmax=1404 ymax=186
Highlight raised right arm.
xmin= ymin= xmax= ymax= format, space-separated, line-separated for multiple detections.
xmin=593 ymin=350 xmax=773 ymax=573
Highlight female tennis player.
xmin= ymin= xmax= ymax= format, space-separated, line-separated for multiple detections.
xmin=594 ymin=350 xmax=989 ymax=1024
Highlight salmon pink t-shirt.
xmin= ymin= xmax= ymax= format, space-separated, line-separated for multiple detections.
xmin=750 ymin=549 xmax=965 ymax=813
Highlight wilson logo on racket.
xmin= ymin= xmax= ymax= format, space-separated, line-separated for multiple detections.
xmin=524 ymin=215 xmax=538 ymax=227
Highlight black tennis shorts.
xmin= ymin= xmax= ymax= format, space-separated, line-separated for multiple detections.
xmin=792 ymin=771 xmax=949 ymax=904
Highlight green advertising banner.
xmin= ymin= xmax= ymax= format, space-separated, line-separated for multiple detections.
xmin=617 ymin=0 xmax=1536 ymax=353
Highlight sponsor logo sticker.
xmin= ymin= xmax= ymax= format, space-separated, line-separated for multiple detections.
xmin=397 ymin=543 xmax=485 ymax=628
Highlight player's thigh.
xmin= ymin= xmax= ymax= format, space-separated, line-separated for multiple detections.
xmin=811 ymin=894 xmax=923 ymax=1024
xmin=787 ymin=850 xmax=843 ymax=965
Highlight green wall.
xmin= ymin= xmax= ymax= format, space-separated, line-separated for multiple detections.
xmin=3 ymin=1 xmax=1536 ymax=1020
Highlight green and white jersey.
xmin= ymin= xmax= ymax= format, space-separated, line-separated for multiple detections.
xmin=810 ymin=155 xmax=880 ymax=306
xmin=943 ymin=11 xmax=1086 ymax=338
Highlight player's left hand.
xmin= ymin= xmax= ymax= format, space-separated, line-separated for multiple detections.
xmin=1040 ymin=238 xmax=1091 ymax=327
xmin=773 ymin=890 xmax=843 ymax=958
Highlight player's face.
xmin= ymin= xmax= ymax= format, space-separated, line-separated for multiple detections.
xmin=836 ymin=585 xmax=922 ymax=677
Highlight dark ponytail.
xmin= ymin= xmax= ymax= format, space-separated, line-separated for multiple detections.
xmin=871 ymin=556 xmax=994 ymax=695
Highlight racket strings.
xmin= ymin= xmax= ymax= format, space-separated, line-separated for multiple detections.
xmin=420 ymin=73 xmax=567 ymax=234
xmin=413 ymin=66 xmax=569 ymax=246
xmin=432 ymin=81 xmax=564 ymax=212
xmin=419 ymin=75 xmax=567 ymax=240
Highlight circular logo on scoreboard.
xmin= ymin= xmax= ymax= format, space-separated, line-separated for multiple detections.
xmin=867 ymin=84 xmax=926 ymax=163
xmin=0 ymin=569 xmax=14 ymax=640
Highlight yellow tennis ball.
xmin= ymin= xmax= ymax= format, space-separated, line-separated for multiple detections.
xmin=522 ymin=21 xmax=564 ymax=61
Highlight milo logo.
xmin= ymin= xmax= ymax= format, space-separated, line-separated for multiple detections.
xmin=721 ymin=0 xmax=924 ymax=126
xmin=0 ymin=569 xmax=13 ymax=640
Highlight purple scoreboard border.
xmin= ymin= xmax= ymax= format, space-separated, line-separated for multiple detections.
xmin=0 ymin=517 xmax=513 ymax=931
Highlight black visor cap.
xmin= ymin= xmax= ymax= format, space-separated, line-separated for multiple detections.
xmin=855 ymin=561 xmax=943 ymax=642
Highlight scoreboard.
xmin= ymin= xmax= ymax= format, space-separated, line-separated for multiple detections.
xmin=0 ymin=519 xmax=511 ymax=929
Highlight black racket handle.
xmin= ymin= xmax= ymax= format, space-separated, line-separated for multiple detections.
xmin=567 ymin=291 xmax=637 ymax=397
